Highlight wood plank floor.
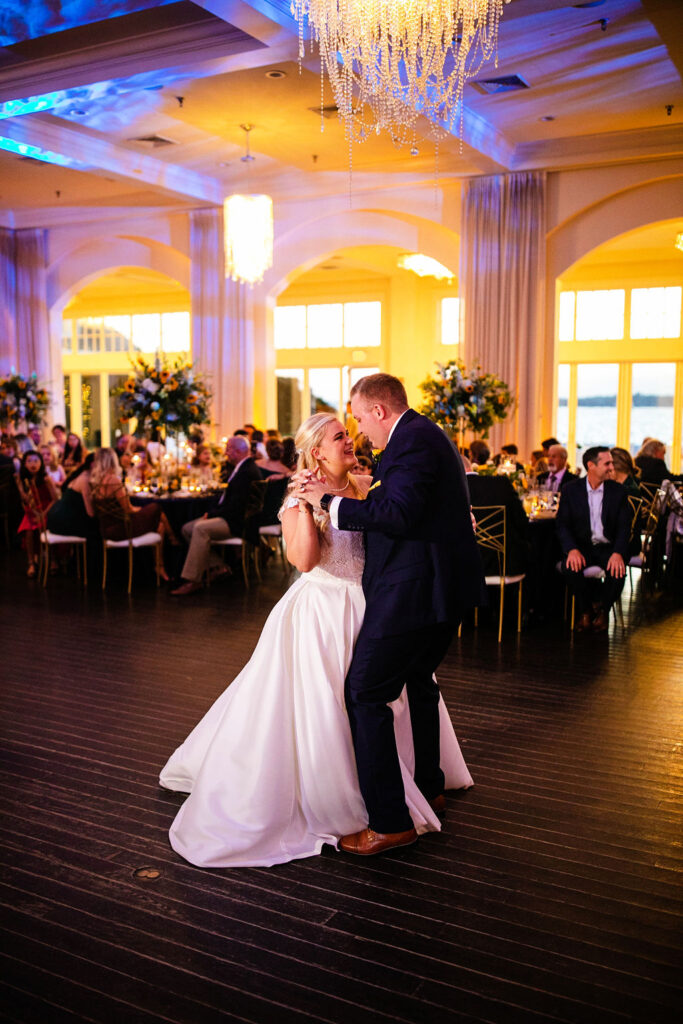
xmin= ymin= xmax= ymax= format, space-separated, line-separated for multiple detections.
xmin=1 ymin=550 xmax=682 ymax=1024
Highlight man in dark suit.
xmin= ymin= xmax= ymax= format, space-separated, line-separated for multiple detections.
xmin=536 ymin=444 xmax=579 ymax=494
xmin=171 ymin=435 xmax=262 ymax=595
xmin=467 ymin=440 xmax=531 ymax=576
xmin=556 ymin=446 xmax=631 ymax=632
xmin=301 ymin=374 xmax=484 ymax=855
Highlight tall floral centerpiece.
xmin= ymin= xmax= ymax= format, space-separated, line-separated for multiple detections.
xmin=420 ymin=360 xmax=513 ymax=444
xmin=0 ymin=371 xmax=50 ymax=429
xmin=112 ymin=356 xmax=212 ymax=440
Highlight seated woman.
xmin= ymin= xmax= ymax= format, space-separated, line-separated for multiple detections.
xmin=610 ymin=447 xmax=641 ymax=496
xmin=40 ymin=443 xmax=66 ymax=491
xmin=61 ymin=432 xmax=84 ymax=473
xmin=190 ymin=444 xmax=216 ymax=487
xmin=257 ymin=439 xmax=292 ymax=479
xmin=16 ymin=450 xmax=58 ymax=576
xmin=89 ymin=448 xmax=176 ymax=567
xmin=47 ymin=453 xmax=99 ymax=538
xmin=635 ymin=438 xmax=680 ymax=485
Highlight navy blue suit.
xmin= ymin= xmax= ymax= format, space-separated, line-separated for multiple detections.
xmin=336 ymin=409 xmax=484 ymax=833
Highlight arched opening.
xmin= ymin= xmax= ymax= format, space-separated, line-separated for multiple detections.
xmin=60 ymin=266 xmax=190 ymax=447
xmin=553 ymin=219 xmax=683 ymax=473
xmin=269 ymin=242 xmax=460 ymax=434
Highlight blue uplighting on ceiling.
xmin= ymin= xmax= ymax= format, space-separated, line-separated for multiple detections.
xmin=0 ymin=93 xmax=63 ymax=119
xmin=0 ymin=135 xmax=86 ymax=167
xmin=0 ymin=1 xmax=177 ymax=47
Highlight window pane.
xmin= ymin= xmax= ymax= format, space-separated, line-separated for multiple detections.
xmin=558 ymin=292 xmax=575 ymax=342
xmin=77 ymin=317 xmax=101 ymax=353
xmin=308 ymin=304 xmax=343 ymax=348
xmin=575 ymin=290 xmax=624 ymax=341
xmin=103 ymin=315 xmax=131 ymax=353
xmin=309 ymin=368 xmax=340 ymax=415
xmin=348 ymin=366 xmax=380 ymax=391
xmin=576 ymin=363 xmax=618 ymax=449
xmin=276 ymin=369 xmax=303 ymax=436
xmin=556 ymin=363 xmax=570 ymax=444
xmin=132 ymin=314 xmax=161 ymax=353
xmin=161 ymin=312 xmax=190 ymax=354
xmin=274 ymin=306 xmax=306 ymax=350
xmin=630 ymin=363 xmax=676 ymax=455
xmin=62 ymin=320 xmax=73 ymax=353
xmin=441 ymin=297 xmax=460 ymax=346
xmin=630 ymin=287 xmax=681 ymax=339
xmin=344 ymin=301 xmax=381 ymax=348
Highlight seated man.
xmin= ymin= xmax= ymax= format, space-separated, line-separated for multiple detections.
xmin=171 ymin=436 xmax=262 ymax=596
xmin=536 ymin=444 xmax=579 ymax=494
xmin=556 ymin=446 xmax=631 ymax=633
xmin=467 ymin=440 xmax=531 ymax=577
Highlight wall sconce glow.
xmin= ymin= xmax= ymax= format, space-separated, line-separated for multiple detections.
xmin=675 ymin=232 xmax=683 ymax=253
xmin=223 ymin=195 xmax=273 ymax=285
xmin=0 ymin=136 xmax=82 ymax=167
xmin=397 ymin=254 xmax=455 ymax=281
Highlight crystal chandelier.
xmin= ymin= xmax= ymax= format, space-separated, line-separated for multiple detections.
xmin=292 ymin=0 xmax=510 ymax=147
xmin=223 ymin=125 xmax=273 ymax=285
xmin=675 ymin=231 xmax=683 ymax=253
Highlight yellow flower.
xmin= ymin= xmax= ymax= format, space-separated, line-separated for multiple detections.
xmin=160 ymin=370 xmax=170 ymax=383
xmin=124 ymin=379 xmax=136 ymax=392
xmin=168 ymin=378 xmax=179 ymax=390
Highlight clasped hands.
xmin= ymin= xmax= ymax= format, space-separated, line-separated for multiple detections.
xmin=292 ymin=470 xmax=328 ymax=510
xmin=566 ymin=548 xmax=625 ymax=578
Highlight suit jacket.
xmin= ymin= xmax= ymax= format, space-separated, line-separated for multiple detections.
xmin=466 ymin=473 xmax=531 ymax=577
xmin=336 ymin=409 xmax=485 ymax=638
xmin=536 ymin=468 xmax=579 ymax=492
xmin=208 ymin=458 xmax=263 ymax=537
xmin=556 ymin=477 xmax=631 ymax=560
xmin=634 ymin=455 xmax=678 ymax=486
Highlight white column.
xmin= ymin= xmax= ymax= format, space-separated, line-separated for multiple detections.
xmin=223 ymin=278 xmax=255 ymax=432
xmin=69 ymin=372 xmax=83 ymax=436
xmin=100 ymin=371 xmax=111 ymax=447
xmin=48 ymin=306 xmax=66 ymax=428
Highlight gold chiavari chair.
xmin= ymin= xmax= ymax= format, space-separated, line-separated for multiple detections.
xmin=470 ymin=504 xmax=526 ymax=643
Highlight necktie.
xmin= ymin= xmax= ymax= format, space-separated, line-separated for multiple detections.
xmin=549 ymin=473 xmax=557 ymax=491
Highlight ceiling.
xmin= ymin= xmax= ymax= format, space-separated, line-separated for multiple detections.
xmin=0 ymin=0 xmax=681 ymax=278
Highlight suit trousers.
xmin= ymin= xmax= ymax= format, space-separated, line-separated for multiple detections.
xmin=344 ymin=620 xmax=456 ymax=834
xmin=562 ymin=542 xmax=625 ymax=615
xmin=181 ymin=516 xmax=231 ymax=581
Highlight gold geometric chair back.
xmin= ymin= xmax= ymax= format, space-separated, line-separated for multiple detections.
xmin=470 ymin=504 xmax=524 ymax=643
xmin=92 ymin=483 xmax=162 ymax=593
xmin=638 ymin=481 xmax=659 ymax=517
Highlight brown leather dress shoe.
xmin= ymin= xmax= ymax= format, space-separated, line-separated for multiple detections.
xmin=429 ymin=794 xmax=446 ymax=815
xmin=339 ymin=827 xmax=418 ymax=856
xmin=576 ymin=611 xmax=592 ymax=632
xmin=170 ymin=580 xmax=203 ymax=596
xmin=592 ymin=609 xmax=609 ymax=632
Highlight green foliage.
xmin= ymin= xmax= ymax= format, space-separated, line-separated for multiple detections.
xmin=419 ymin=360 xmax=513 ymax=438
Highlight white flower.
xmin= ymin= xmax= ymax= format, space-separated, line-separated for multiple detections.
xmin=142 ymin=378 xmax=159 ymax=394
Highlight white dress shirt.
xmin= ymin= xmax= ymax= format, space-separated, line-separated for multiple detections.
xmin=547 ymin=466 xmax=567 ymax=492
xmin=586 ymin=477 xmax=608 ymax=544
xmin=329 ymin=409 xmax=409 ymax=529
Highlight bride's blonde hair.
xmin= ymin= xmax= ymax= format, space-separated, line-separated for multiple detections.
xmin=281 ymin=412 xmax=362 ymax=532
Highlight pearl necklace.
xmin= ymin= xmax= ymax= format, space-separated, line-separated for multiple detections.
xmin=326 ymin=476 xmax=350 ymax=493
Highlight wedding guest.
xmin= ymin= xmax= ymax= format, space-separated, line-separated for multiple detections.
xmin=536 ymin=445 xmax=578 ymax=494
xmin=354 ymin=455 xmax=373 ymax=476
xmin=14 ymin=433 xmax=36 ymax=455
xmin=191 ymin=445 xmax=216 ymax=486
xmin=635 ymin=438 xmax=680 ymax=485
xmin=171 ymin=435 xmax=262 ymax=596
xmin=51 ymin=424 xmax=67 ymax=454
xmin=541 ymin=437 xmax=560 ymax=454
xmin=47 ymin=453 xmax=99 ymax=539
xmin=28 ymin=425 xmax=43 ymax=447
xmin=61 ymin=432 xmax=84 ymax=472
xmin=16 ymin=450 xmax=58 ymax=577
xmin=281 ymin=436 xmax=297 ymax=472
xmin=117 ymin=445 xmax=133 ymax=486
xmin=610 ymin=447 xmax=641 ymax=496
xmin=266 ymin=429 xmax=282 ymax=441
xmin=146 ymin=427 xmax=166 ymax=468
xmin=353 ymin=434 xmax=374 ymax=462
xmin=40 ymin=443 xmax=67 ymax=490
xmin=494 ymin=443 xmax=524 ymax=472
xmin=258 ymin=439 xmax=292 ymax=478
xmin=530 ymin=449 xmax=548 ymax=478
xmin=1 ymin=435 xmax=20 ymax=472
xmin=250 ymin=429 xmax=268 ymax=460
xmin=556 ymin=446 xmax=631 ymax=633
xmin=467 ymin=440 xmax=531 ymax=576
xmin=90 ymin=449 xmax=175 ymax=571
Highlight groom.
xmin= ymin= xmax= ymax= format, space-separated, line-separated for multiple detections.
xmin=301 ymin=373 xmax=484 ymax=854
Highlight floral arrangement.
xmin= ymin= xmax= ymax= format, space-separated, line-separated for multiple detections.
xmin=0 ymin=371 xmax=50 ymax=427
xmin=419 ymin=360 xmax=513 ymax=438
xmin=112 ymin=356 xmax=212 ymax=436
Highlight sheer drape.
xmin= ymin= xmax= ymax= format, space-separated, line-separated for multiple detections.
xmin=460 ymin=172 xmax=547 ymax=458
xmin=0 ymin=229 xmax=17 ymax=370
xmin=15 ymin=229 xmax=50 ymax=382
xmin=190 ymin=208 xmax=252 ymax=436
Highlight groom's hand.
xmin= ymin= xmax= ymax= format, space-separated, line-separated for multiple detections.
xmin=294 ymin=470 xmax=328 ymax=509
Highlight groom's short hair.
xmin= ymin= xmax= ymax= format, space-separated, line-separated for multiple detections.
xmin=350 ymin=373 xmax=408 ymax=412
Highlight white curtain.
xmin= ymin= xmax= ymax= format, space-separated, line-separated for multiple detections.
xmin=190 ymin=208 xmax=253 ymax=437
xmin=0 ymin=229 xmax=17 ymax=371
xmin=460 ymin=172 xmax=547 ymax=458
xmin=15 ymin=229 xmax=51 ymax=383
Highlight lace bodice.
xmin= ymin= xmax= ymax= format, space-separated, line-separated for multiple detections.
xmin=281 ymin=497 xmax=364 ymax=584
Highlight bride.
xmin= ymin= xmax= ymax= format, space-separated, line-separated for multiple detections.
xmin=159 ymin=412 xmax=472 ymax=868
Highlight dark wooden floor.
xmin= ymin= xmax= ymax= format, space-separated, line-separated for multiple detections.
xmin=1 ymin=549 xmax=682 ymax=1024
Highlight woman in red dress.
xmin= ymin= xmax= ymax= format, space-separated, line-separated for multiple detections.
xmin=16 ymin=450 xmax=58 ymax=577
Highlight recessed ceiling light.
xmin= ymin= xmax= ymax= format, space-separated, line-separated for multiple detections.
xmin=266 ymin=70 xmax=286 ymax=79
xmin=67 ymin=108 xmax=87 ymax=116
xmin=539 ymin=115 xmax=556 ymax=122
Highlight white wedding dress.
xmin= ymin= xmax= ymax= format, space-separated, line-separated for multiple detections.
xmin=159 ymin=521 xmax=473 ymax=868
